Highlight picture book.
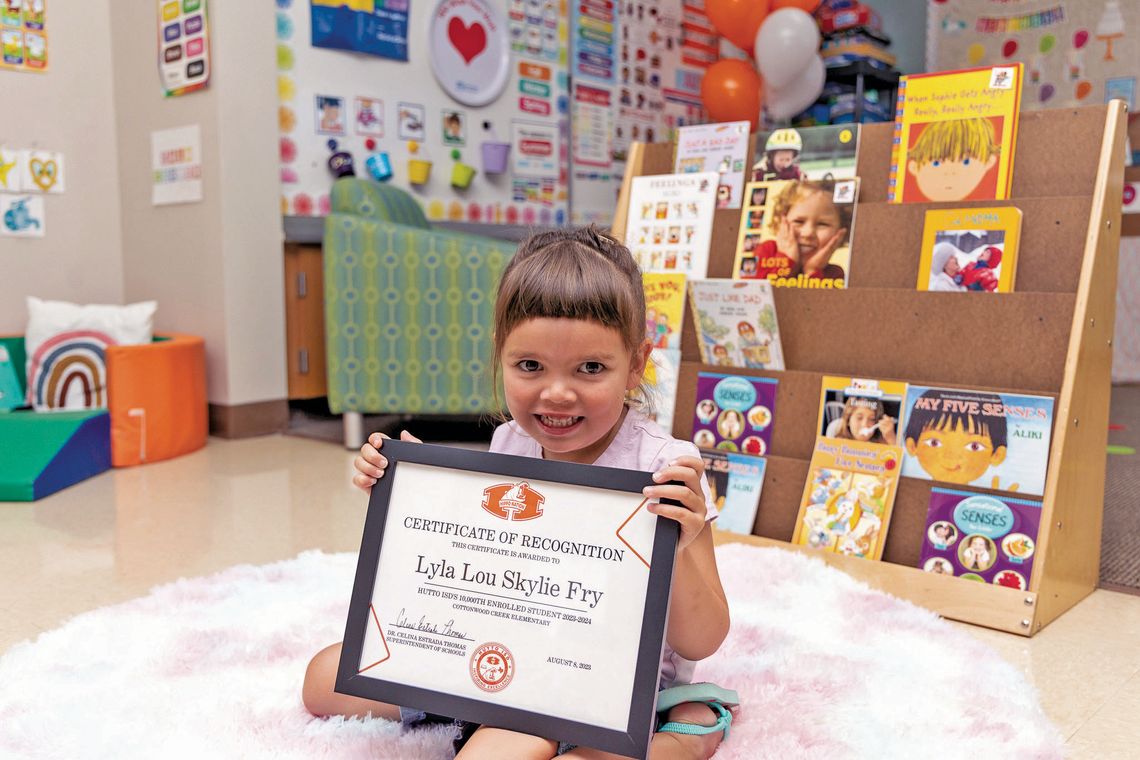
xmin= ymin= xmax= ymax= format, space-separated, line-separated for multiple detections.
xmin=624 ymin=172 xmax=719 ymax=278
xmin=733 ymin=177 xmax=859 ymax=288
xmin=793 ymin=437 xmax=903 ymax=560
xmin=919 ymin=487 xmax=1043 ymax=590
xmin=687 ymin=279 xmax=785 ymax=370
xmin=701 ymin=449 xmax=767 ymax=535
xmin=918 ymin=207 xmax=1022 ymax=293
xmin=901 ymin=386 xmax=1055 ymax=497
xmin=674 ymin=121 xmax=751 ymax=209
xmin=644 ymin=348 xmax=681 ymax=435
xmin=751 ymin=125 xmax=860 ymax=183
xmin=817 ymin=376 xmax=908 ymax=446
xmin=0 ymin=345 xmax=22 ymax=411
xmin=888 ymin=64 xmax=1024 ymax=204
xmin=692 ymin=373 xmax=777 ymax=456
xmin=642 ymin=272 xmax=687 ymax=353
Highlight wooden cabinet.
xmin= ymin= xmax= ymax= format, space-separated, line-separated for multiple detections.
xmin=283 ymin=243 xmax=327 ymax=400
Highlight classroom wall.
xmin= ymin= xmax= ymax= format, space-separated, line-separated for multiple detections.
xmin=0 ymin=1 xmax=125 ymax=331
xmin=108 ymin=0 xmax=286 ymax=408
xmin=865 ymin=0 xmax=928 ymax=74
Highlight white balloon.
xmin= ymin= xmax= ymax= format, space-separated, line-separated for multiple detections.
xmin=765 ymin=54 xmax=827 ymax=121
xmin=754 ymin=8 xmax=822 ymax=89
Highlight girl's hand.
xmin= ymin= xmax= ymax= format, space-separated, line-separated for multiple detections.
xmin=877 ymin=415 xmax=897 ymax=445
xmin=803 ymin=227 xmax=848 ymax=275
xmin=775 ymin=217 xmax=798 ymax=263
xmin=644 ymin=455 xmax=709 ymax=552
xmin=352 ymin=430 xmax=422 ymax=494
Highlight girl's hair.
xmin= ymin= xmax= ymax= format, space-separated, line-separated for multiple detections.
xmin=909 ymin=117 xmax=999 ymax=166
xmin=492 ymin=226 xmax=649 ymax=415
xmin=835 ymin=396 xmax=885 ymax=441
xmin=903 ymin=389 xmax=1008 ymax=450
xmin=767 ymin=179 xmax=853 ymax=235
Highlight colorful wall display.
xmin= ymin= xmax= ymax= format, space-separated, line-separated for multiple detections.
xmin=0 ymin=0 xmax=47 ymax=73
xmin=429 ymin=0 xmax=511 ymax=107
xmin=311 ymin=0 xmax=410 ymax=61
xmin=928 ymin=0 xmax=1138 ymax=110
xmin=158 ymin=0 xmax=210 ymax=96
xmin=151 ymin=125 xmax=203 ymax=206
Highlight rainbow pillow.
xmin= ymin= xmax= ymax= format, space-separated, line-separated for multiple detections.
xmin=24 ymin=297 xmax=156 ymax=412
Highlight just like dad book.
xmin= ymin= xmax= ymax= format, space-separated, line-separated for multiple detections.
xmin=688 ymin=279 xmax=785 ymax=371
xmin=918 ymin=207 xmax=1022 ymax=293
xmin=889 ymin=64 xmax=1023 ymax=203
xmin=733 ymin=177 xmax=859 ymax=288
xmin=900 ymin=385 xmax=1055 ymax=497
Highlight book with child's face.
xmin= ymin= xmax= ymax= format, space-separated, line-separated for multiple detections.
xmin=888 ymin=64 xmax=1023 ymax=203
xmin=751 ymin=125 xmax=860 ymax=183
xmin=817 ymin=376 xmax=907 ymax=446
xmin=792 ymin=437 xmax=903 ymax=561
xmin=687 ymin=279 xmax=785 ymax=371
xmin=701 ymin=449 xmax=766 ymax=535
xmin=900 ymin=385 xmax=1055 ymax=496
xmin=918 ymin=207 xmax=1022 ymax=293
xmin=624 ymin=172 xmax=718 ymax=278
xmin=732 ymin=178 xmax=859 ymax=289
xmin=691 ymin=373 xmax=777 ymax=457
xmin=674 ymin=121 xmax=751 ymax=209
xmin=919 ymin=487 xmax=1043 ymax=590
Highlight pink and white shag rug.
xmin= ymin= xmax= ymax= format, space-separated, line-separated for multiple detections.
xmin=0 ymin=544 xmax=1062 ymax=759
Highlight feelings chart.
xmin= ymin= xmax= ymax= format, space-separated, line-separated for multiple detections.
xmin=158 ymin=0 xmax=211 ymax=96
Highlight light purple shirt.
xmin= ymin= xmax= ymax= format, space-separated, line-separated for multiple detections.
xmin=489 ymin=407 xmax=718 ymax=688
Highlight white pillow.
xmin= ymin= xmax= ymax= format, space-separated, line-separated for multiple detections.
xmin=25 ymin=296 xmax=157 ymax=411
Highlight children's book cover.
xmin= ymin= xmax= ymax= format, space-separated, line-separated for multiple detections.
xmin=645 ymin=348 xmax=681 ymax=435
xmin=687 ymin=279 xmax=785 ymax=370
xmin=751 ymin=125 xmax=860 ymax=182
xmin=625 ymin=172 xmax=719 ymax=278
xmin=692 ymin=373 xmax=777 ymax=456
xmin=901 ymin=386 xmax=1055 ymax=496
xmin=817 ymin=376 xmax=907 ymax=446
xmin=674 ymin=121 xmax=751 ymax=209
xmin=888 ymin=64 xmax=1023 ymax=204
xmin=701 ymin=449 xmax=767 ymax=535
xmin=918 ymin=207 xmax=1022 ymax=293
xmin=642 ymin=272 xmax=686 ymax=353
xmin=919 ymin=487 xmax=1043 ymax=590
xmin=733 ymin=177 xmax=859 ymax=288
xmin=793 ymin=438 xmax=903 ymax=560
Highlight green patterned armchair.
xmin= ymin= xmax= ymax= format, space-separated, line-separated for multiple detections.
xmin=323 ymin=178 xmax=514 ymax=446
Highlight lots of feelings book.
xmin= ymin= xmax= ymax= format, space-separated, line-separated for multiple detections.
xmin=751 ymin=125 xmax=860 ymax=183
xmin=900 ymin=385 xmax=1055 ymax=497
xmin=919 ymin=487 xmax=1043 ymax=590
xmin=733 ymin=177 xmax=859 ymax=288
xmin=687 ymin=280 xmax=785 ymax=371
xmin=692 ymin=373 xmax=777 ymax=457
xmin=889 ymin=64 xmax=1024 ymax=203
xmin=674 ymin=121 xmax=751 ymax=209
xmin=624 ymin=172 xmax=718 ymax=278
xmin=918 ymin=207 xmax=1022 ymax=293
xmin=641 ymin=273 xmax=686 ymax=433
xmin=701 ymin=450 xmax=766 ymax=536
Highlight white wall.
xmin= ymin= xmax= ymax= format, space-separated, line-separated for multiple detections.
xmin=0 ymin=0 xmax=124 ymax=330
xmin=866 ymin=0 xmax=928 ymax=74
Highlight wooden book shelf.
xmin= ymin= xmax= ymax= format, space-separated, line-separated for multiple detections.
xmin=613 ymin=102 xmax=1128 ymax=636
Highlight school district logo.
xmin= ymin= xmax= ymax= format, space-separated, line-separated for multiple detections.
xmin=481 ymin=481 xmax=545 ymax=521
xmin=470 ymin=642 xmax=515 ymax=693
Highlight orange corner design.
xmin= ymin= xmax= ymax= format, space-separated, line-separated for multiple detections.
xmin=616 ymin=498 xmax=652 ymax=570
xmin=358 ymin=604 xmax=392 ymax=673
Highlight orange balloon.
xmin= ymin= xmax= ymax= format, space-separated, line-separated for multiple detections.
xmin=770 ymin=0 xmax=820 ymax=11
xmin=700 ymin=59 xmax=763 ymax=131
xmin=706 ymin=0 xmax=770 ymax=53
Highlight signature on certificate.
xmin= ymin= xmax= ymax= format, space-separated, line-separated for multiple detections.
xmin=394 ymin=608 xmax=472 ymax=641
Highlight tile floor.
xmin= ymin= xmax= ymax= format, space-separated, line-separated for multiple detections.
xmin=1 ymin=434 xmax=1137 ymax=758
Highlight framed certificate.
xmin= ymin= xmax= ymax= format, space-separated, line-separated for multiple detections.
xmin=336 ymin=440 xmax=680 ymax=759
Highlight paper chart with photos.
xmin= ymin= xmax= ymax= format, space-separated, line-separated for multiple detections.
xmin=624 ymin=171 xmax=718 ymax=278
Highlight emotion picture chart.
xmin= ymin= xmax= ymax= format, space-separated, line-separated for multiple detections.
xmin=158 ymin=0 xmax=211 ymax=96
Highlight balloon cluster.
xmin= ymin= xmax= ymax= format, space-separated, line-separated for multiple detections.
xmin=699 ymin=0 xmax=826 ymax=129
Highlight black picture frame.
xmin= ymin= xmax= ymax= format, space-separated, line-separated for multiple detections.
xmin=336 ymin=440 xmax=680 ymax=760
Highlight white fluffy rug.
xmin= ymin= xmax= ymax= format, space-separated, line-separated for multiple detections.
xmin=0 ymin=544 xmax=1062 ymax=759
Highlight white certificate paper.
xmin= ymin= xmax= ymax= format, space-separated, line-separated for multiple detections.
xmin=337 ymin=442 xmax=678 ymax=759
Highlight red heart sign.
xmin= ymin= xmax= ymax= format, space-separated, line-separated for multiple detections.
xmin=448 ymin=17 xmax=487 ymax=64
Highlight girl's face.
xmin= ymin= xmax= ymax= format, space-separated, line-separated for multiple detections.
xmin=846 ymin=405 xmax=878 ymax=440
xmin=771 ymin=150 xmax=797 ymax=170
xmin=906 ymin=417 xmax=1005 ymax=484
xmin=501 ymin=317 xmax=647 ymax=465
xmin=786 ymin=190 xmax=843 ymax=259
xmin=970 ymin=536 xmax=987 ymax=551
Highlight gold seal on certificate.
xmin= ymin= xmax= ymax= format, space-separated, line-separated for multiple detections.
xmin=336 ymin=440 xmax=680 ymax=759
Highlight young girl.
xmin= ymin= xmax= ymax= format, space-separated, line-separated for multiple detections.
xmin=832 ymin=396 xmax=897 ymax=445
xmin=740 ymin=179 xmax=850 ymax=286
xmin=302 ymin=227 xmax=735 ymax=759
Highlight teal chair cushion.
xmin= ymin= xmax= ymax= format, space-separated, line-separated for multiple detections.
xmin=329 ymin=178 xmax=431 ymax=230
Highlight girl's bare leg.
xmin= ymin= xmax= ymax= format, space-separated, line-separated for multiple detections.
xmin=563 ymin=702 xmax=724 ymax=760
xmin=456 ymin=726 xmax=560 ymax=760
xmin=302 ymin=642 xmax=402 ymax=720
